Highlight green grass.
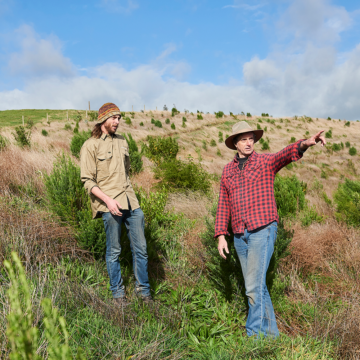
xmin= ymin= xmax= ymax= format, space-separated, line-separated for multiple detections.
xmin=0 ymin=109 xmax=87 ymax=127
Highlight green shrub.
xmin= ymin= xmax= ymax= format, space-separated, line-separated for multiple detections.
xmin=70 ymin=130 xmax=91 ymax=158
xmin=274 ymin=174 xmax=306 ymax=218
xmin=327 ymin=117 xmax=331 ymax=120
xmin=13 ymin=126 xmax=31 ymax=147
xmin=345 ymin=121 xmax=350 ymax=127
xmin=216 ymin=149 xmax=221 ymax=156
xmin=300 ymin=206 xmax=324 ymax=226
xmin=332 ymin=143 xmax=341 ymax=152
xmin=165 ymin=118 xmax=170 ymax=124
xmin=154 ymin=120 xmax=162 ymax=128
xmin=0 ymin=134 xmax=9 ymax=151
xmin=140 ymin=121 xmax=144 ymax=126
xmin=334 ymin=179 xmax=360 ymax=227
xmin=257 ymin=123 xmax=262 ymax=130
xmin=349 ymin=147 xmax=357 ymax=156
xmin=261 ymin=113 xmax=269 ymax=117
xmin=4 ymin=252 xmax=85 ymax=359
xmin=41 ymin=129 xmax=49 ymax=136
xmin=264 ymin=126 xmax=267 ymax=132
xmin=122 ymin=133 xmax=143 ymax=175
xmin=261 ymin=141 xmax=270 ymax=150
xmin=290 ymin=137 xmax=296 ymax=143
xmin=325 ymin=130 xmax=332 ymax=138
xmin=321 ymin=170 xmax=328 ymax=179
xmin=182 ymin=116 xmax=187 ymax=123
xmin=151 ymin=118 xmax=155 ymax=124
xmin=124 ymin=116 xmax=132 ymax=125
xmin=171 ymin=107 xmax=179 ymax=117
xmin=154 ymin=158 xmax=211 ymax=194
xmin=218 ymin=131 xmax=224 ymax=143
xmin=202 ymin=140 xmax=207 ymax=150
xmin=197 ymin=114 xmax=203 ymax=120
xmin=143 ymin=136 xmax=178 ymax=165
xmin=246 ymin=112 xmax=252 ymax=117
xmin=171 ymin=123 xmax=175 ymax=130
xmin=121 ymin=111 xmax=126 ymax=118
xmin=88 ymin=111 xmax=98 ymax=122
xmin=64 ymin=123 xmax=72 ymax=131
xmin=215 ymin=111 xmax=224 ymax=118
xmin=210 ymin=139 xmax=216 ymax=147
xmin=181 ymin=121 xmax=186 ymax=128
xmin=345 ymin=141 xmax=350 ymax=148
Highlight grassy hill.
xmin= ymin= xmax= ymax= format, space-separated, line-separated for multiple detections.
xmin=0 ymin=110 xmax=359 ymax=359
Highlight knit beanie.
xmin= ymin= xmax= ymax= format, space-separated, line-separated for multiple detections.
xmin=97 ymin=103 xmax=121 ymax=124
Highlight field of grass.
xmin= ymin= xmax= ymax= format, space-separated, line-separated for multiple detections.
xmin=0 ymin=110 xmax=359 ymax=359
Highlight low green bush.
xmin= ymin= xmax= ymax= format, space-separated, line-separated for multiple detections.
xmin=88 ymin=111 xmax=98 ymax=122
xmin=124 ymin=116 xmax=132 ymax=125
xmin=325 ymin=130 xmax=332 ymax=138
xmin=197 ymin=114 xmax=203 ymax=120
xmin=41 ymin=129 xmax=49 ymax=136
xmin=70 ymin=130 xmax=91 ymax=158
xmin=171 ymin=123 xmax=175 ymax=130
xmin=290 ymin=137 xmax=296 ymax=143
xmin=215 ymin=111 xmax=224 ymax=118
xmin=202 ymin=140 xmax=207 ymax=150
xmin=165 ymin=118 xmax=170 ymax=124
xmin=151 ymin=118 xmax=155 ymax=124
xmin=345 ymin=141 xmax=350 ymax=148
xmin=122 ymin=133 xmax=143 ymax=175
xmin=216 ymin=149 xmax=221 ymax=156
xmin=344 ymin=121 xmax=350 ymax=127
xmin=140 ymin=121 xmax=144 ymax=126
xmin=171 ymin=107 xmax=180 ymax=117
xmin=143 ymin=136 xmax=178 ymax=165
xmin=182 ymin=117 xmax=187 ymax=123
xmin=13 ymin=126 xmax=31 ymax=147
xmin=300 ymin=206 xmax=324 ymax=226
xmin=261 ymin=113 xmax=269 ymax=117
xmin=264 ymin=126 xmax=267 ymax=132
xmin=0 ymin=134 xmax=9 ymax=151
xmin=64 ymin=123 xmax=72 ymax=131
xmin=261 ymin=141 xmax=270 ymax=150
xmin=210 ymin=139 xmax=216 ymax=147
xmin=246 ymin=112 xmax=252 ymax=117
xmin=218 ymin=131 xmax=224 ymax=143
xmin=257 ymin=123 xmax=262 ymax=130
xmin=327 ymin=117 xmax=331 ymax=120
xmin=334 ymin=179 xmax=360 ymax=227
xmin=154 ymin=120 xmax=162 ymax=128
xmin=154 ymin=158 xmax=211 ymax=194
xmin=349 ymin=147 xmax=357 ymax=156
xmin=332 ymin=143 xmax=341 ymax=152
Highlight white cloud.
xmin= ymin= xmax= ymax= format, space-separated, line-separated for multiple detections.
xmin=8 ymin=25 xmax=74 ymax=77
xmin=100 ymin=0 xmax=138 ymax=14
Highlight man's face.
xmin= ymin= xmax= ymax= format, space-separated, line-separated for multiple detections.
xmin=234 ymin=132 xmax=255 ymax=157
xmin=103 ymin=115 xmax=120 ymax=135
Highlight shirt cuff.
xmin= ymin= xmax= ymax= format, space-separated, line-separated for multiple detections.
xmin=298 ymin=141 xmax=307 ymax=154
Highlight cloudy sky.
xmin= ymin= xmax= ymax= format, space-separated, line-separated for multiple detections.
xmin=1 ymin=0 xmax=360 ymax=119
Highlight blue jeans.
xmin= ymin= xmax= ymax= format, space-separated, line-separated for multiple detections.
xmin=102 ymin=208 xmax=150 ymax=299
xmin=234 ymin=221 xmax=279 ymax=338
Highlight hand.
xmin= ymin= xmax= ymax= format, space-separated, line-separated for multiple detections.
xmin=218 ymin=236 xmax=229 ymax=259
xmin=300 ymin=130 xmax=326 ymax=151
xmin=106 ymin=198 xmax=122 ymax=216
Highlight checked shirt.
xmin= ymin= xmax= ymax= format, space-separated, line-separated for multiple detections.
xmin=214 ymin=140 xmax=305 ymax=237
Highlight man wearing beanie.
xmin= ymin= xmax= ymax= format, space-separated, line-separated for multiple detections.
xmin=80 ymin=103 xmax=151 ymax=306
xmin=215 ymin=121 xmax=326 ymax=338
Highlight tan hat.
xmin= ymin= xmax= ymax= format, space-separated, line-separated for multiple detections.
xmin=225 ymin=121 xmax=263 ymax=150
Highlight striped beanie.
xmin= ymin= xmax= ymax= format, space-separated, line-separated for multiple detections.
xmin=97 ymin=103 xmax=121 ymax=124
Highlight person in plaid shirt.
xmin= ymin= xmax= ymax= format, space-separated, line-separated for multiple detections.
xmin=215 ymin=121 xmax=326 ymax=338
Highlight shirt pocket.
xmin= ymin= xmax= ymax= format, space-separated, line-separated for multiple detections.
xmin=245 ymin=163 xmax=261 ymax=181
xmin=96 ymin=154 xmax=112 ymax=180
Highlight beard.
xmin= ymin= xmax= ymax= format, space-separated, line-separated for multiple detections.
xmin=104 ymin=121 xmax=117 ymax=135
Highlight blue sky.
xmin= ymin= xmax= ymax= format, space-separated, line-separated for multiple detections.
xmin=1 ymin=0 xmax=360 ymax=119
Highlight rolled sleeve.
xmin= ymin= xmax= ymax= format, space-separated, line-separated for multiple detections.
xmin=214 ymin=173 xmax=231 ymax=238
xmin=80 ymin=142 xmax=98 ymax=194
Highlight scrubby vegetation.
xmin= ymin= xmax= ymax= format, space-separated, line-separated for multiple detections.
xmin=1 ymin=109 xmax=360 ymax=359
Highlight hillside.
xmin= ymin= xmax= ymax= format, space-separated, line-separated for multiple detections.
xmin=0 ymin=110 xmax=359 ymax=359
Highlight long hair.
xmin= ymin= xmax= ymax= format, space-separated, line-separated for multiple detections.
xmin=91 ymin=123 xmax=103 ymax=139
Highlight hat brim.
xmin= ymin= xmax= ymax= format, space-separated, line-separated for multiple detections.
xmin=96 ymin=110 xmax=122 ymax=124
xmin=225 ymin=130 xmax=264 ymax=150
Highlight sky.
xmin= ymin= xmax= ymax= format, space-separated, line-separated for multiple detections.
xmin=1 ymin=0 xmax=360 ymax=119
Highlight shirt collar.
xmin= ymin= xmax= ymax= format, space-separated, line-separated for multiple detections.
xmin=234 ymin=151 xmax=255 ymax=164
xmin=100 ymin=133 xmax=114 ymax=140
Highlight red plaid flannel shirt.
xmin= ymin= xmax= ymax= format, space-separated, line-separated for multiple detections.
xmin=214 ymin=140 xmax=305 ymax=237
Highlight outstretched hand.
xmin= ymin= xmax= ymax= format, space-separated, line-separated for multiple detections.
xmin=300 ymin=130 xmax=326 ymax=151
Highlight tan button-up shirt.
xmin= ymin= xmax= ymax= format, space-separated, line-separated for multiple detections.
xmin=80 ymin=133 xmax=140 ymax=219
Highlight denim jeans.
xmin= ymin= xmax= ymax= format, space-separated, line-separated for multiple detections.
xmin=102 ymin=208 xmax=150 ymax=299
xmin=234 ymin=221 xmax=279 ymax=338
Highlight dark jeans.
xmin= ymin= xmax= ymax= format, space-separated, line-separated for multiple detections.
xmin=102 ymin=208 xmax=150 ymax=298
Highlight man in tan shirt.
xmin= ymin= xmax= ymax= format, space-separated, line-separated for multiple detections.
xmin=80 ymin=102 xmax=151 ymax=305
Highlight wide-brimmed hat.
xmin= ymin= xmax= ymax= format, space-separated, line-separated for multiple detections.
xmin=225 ymin=121 xmax=263 ymax=150
xmin=96 ymin=103 xmax=121 ymax=124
